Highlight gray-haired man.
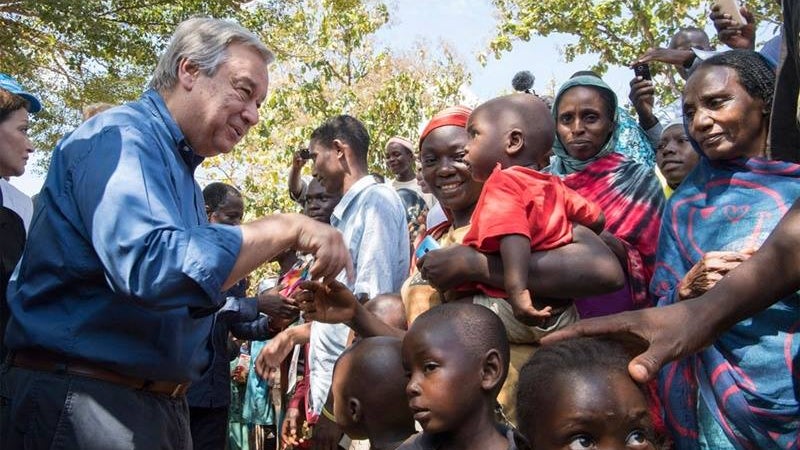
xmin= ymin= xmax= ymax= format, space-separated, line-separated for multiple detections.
xmin=0 ymin=18 xmax=351 ymax=450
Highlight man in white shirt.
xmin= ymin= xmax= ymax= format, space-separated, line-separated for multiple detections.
xmin=307 ymin=116 xmax=410 ymax=447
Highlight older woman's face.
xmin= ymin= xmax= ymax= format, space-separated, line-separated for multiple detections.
xmin=683 ymin=65 xmax=768 ymax=160
xmin=0 ymin=108 xmax=33 ymax=177
xmin=419 ymin=126 xmax=483 ymax=215
xmin=556 ymin=87 xmax=614 ymax=161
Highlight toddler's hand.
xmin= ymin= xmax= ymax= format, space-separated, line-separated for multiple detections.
xmin=508 ymin=289 xmax=552 ymax=326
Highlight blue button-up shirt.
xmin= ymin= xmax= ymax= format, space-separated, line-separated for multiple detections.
xmin=5 ymin=89 xmax=242 ymax=382
xmin=186 ymin=280 xmax=273 ymax=408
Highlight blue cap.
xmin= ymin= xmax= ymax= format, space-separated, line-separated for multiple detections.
xmin=0 ymin=74 xmax=42 ymax=113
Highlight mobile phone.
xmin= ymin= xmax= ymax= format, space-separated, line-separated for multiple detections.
xmin=415 ymin=235 xmax=440 ymax=260
xmin=715 ymin=0 xmax=746 ymax=25
xmin=633 ymin=63 xmax=651 ymax=81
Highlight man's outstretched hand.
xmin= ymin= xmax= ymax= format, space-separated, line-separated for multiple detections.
xmin=296 ymin=280 xmax=358 ymax=325
xmin=540 ymin=299 xmax=716 ymax=383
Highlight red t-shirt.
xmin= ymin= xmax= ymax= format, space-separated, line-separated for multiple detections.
xmin=461 ymin=165 xmax=602 ymax=297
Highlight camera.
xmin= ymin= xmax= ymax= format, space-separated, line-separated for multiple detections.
xmin=633 ymin=63 xmax=652 ymax=81
xmin=298 ymin=148 xmax=311 ymax=160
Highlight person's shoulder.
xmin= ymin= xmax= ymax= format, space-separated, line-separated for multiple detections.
xmin=361 ymin=181 xmax=405 ymax=209
xmin=61 ymin=101 xmax=155 ymax=150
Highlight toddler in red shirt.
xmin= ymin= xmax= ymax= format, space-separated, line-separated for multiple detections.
xmin=463 ymin=94 xmax=605 ymax=325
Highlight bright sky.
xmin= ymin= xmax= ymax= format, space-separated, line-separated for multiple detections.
xmin=12 ymin=0 xmax=779 ymax=196
xmin=375 ymin=0 xmax=638 ymax=101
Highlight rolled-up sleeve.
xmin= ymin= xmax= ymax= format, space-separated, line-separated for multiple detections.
xmin=70 ymin=126 xmax=241 ymax=310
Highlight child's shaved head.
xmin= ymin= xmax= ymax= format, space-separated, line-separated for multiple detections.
xmin=465 ymin=93 xmax=556 ymax=179
xmin=332 ymin=336 xmax=414 ymax=441
xmin=474 ymin=93 xmax=555 ymax=162
xmin=365 ymin=293 xmax=408 ymax=331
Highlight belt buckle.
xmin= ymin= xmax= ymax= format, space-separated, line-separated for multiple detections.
xmin=171 ymin=383 xmax=187 ymax=398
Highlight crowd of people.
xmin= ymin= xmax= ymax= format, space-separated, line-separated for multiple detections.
xmin=0 ymin=2 xmax=798 ymax=450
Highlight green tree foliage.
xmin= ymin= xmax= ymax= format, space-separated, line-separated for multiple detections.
xmin=488 ymin=0 xmax=781 ymax=101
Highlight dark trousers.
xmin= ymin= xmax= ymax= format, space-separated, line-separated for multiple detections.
xmin=189 ymin=405 xmax=229 ymax=450
xmin=0 ymin=365 xmax=192 ymax=450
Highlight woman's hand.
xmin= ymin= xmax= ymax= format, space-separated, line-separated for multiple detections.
xmin=629 ymin=76 xmax=658 ymax=129
xmin=417 ymin=245 xmax=486 ymax=292
xmin=678 ymin=250 xmax=754 ymax=300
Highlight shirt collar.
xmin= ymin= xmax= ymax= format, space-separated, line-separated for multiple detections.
xmin=331 ymin=175 xmax=376 ymax=226
xmin=141 ymin=89 xmax=205 ymax=172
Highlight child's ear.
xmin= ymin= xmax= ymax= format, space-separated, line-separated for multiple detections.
xmin=349 ymin=398 xmax=363 ymax=424
xmin=506 ymin=129 xmax=524 ymax=156
xmin=479 ymin=349 xmax=505 ymax=392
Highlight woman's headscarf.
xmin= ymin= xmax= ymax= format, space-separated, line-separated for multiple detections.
xmin=418 ymin=105 xmax=472 ymax=149
xmin=549 ymin=75 xmax=619 ymax=175
xmin=544 ymin=76 xmax=666 ymax=310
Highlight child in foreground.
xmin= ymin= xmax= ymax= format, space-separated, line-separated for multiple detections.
xmin=331 ymin=336 xmax=415 ymax=450
xmin=397 ymin=303 xmax=529 ymax=450
xmin=516 ymin=337 xmax=666 ymax=450
xmin=461 ymin=94 xmax=605 ymax=325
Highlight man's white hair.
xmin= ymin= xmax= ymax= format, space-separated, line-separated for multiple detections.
xmin=149 ymin=17 xmax=274 ymax=91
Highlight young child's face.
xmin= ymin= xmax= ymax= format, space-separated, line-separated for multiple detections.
xmin=465 ymin=107 xmax=505 ymax=182
xmin=402 ymin=326 xmax=484 ymax=434
xmin=526 ymin=370 xmax=657 ymax=450
xmin=656 ymin=125 xmax=699 ymax=189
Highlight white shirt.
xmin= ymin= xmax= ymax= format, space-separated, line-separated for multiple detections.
xmin=1 ymin=179 xmax=33 ymax=231
xmin=308 ymin=175 xmax=410 ymax=415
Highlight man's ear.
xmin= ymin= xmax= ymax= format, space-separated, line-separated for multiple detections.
xmin=176 ymin=58 xmax=201 ymax=90
xmin=506 ymin=129 xmax=524 ymax=156
xmin=349 ymin=398 xmax=363 ymax=424
xmin=333 ymin=139 xmax=347 ymax=159
xmin=480 ymin=349 xmax=505 ymax=392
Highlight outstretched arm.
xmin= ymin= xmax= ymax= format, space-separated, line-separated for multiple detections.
xmin=296 ymin=280 xmax=406 ymax=339
xmin=543 ymin=199 xmax=800 ymax=382
xmin=226 ymin=213 xmax=353 ymax=289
